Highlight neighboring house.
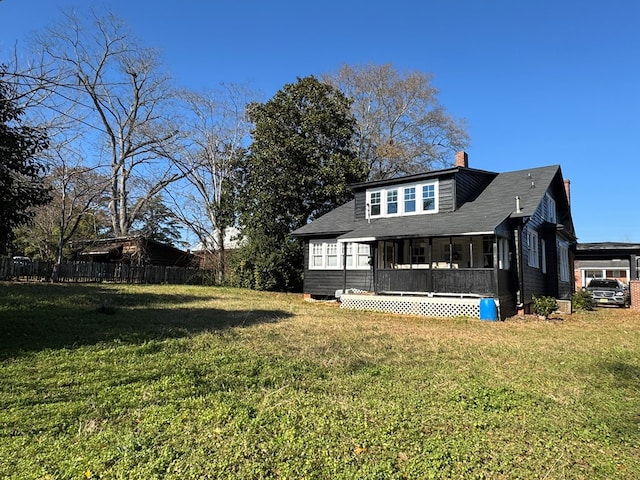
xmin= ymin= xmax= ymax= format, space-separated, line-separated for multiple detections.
xmin=292 ymin=152 xmax=576 ymax=318
xmin=75 ymin=236 xmax=194 ymax=268
xmin=575 ymin=242 xmax=640 ymax=287
xmin=190 ymin=226 xmax=242 ymax=270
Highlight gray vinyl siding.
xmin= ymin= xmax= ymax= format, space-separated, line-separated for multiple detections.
xmin=354 ymin=190 xmax=366 ymax=220
xmin=522 ymin=193 xmax=554 ymax=303
xmin=303 ymin=269 xmax=374 ymax=296
xmin=454 ymin=171 xmax=496 ymax=208
xmin=438 ymin=177 xmax=455 ymax=212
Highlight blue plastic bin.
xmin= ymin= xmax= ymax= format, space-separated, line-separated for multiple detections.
xmin=479 ymin=298 xmax=498 ymax=321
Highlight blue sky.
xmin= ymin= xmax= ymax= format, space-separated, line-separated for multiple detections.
xmin=2 ymin=0 xmax=639 ymax=243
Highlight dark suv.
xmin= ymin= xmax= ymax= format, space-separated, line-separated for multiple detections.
xmin=585 ymin=279 xmax=628 ymax=307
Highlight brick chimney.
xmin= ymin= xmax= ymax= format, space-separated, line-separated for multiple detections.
xmin=564 ymin=179 xmax=571 ymax=205
xmin=455 ymin=151 xmax=468 ymax=168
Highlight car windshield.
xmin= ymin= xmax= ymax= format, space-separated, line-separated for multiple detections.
xmin=588 ymin=279 xmax=620 ymax=288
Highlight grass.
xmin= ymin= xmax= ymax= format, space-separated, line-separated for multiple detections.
xmin=1 ymin=282 xmax=639 ymax=479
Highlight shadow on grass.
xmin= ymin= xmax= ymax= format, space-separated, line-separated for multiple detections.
xmin=0 ymin=282 xmax=292 ymax=359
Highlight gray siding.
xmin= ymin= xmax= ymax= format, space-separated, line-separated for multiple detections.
xmin=304 ymin=269 xmax=373 ymax=296
xmin=521 ymin=191 xmax=575 ymax=302
xmin=439 ymin=177 xmax=455 ymax=212
xmin=455 ymin=171 xmax=496 ymax=208
xmin=522 ymin=202 xmax=547 ymax=303
xmin=354 ymin=190 xmax=366 ymax=220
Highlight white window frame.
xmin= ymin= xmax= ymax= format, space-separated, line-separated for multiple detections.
xmin=558 ymin=240 xmax=569 ymax=282
xmin=309 ymin=240 xmax=370 ymax=270
xmin=387 ymin=189 xmax=398 ymax=214
xmin=369 ymin=191 xmax=381 ymax=216
xmin=527 ymin=229 xmax=539 ymax=268
xmin=404 ymin=187 xmax=416 ymax=213
xmin=422 ymin=184 xmax=436 ymax=211
xmin=367 ymin=180 xmax=438 ymax=218
xmin=545 ymin=194 xmax=557 ymax=223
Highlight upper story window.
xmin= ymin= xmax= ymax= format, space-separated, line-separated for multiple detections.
xmin=544 ymin=194 xmax=557 ymax=223
xmin=387 ymin=189 xmax=398 ymax=214
xmin=422 ymin=184 xmax=435 ymax=211
xmin=367 ymin=180 xmax=438 ymax=218
xmin=370 ymin=191 xmax=381 ymax=216
xmin=404 ymin=187 xmax=416 ymax=212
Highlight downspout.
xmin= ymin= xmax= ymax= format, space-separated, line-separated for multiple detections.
xmin=428 ymin=237 xmax=433 ymax=291
xmin=515 ymin=224 xmax=525 ymax=309
xmin=493 ymin=235 xmax=500 ymax=298
xmin=342 ymin=242 xmax=348 ymax=293
xmin=409 ymin=238 xmax=413 ymax=269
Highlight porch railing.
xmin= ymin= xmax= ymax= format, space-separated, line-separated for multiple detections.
xmin=375 ymin=268 xmax=496 ymax=297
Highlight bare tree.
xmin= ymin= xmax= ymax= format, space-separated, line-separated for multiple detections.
xmin=170 ymin=84 xmax=254 ymax=279
xmin=49 ymin=156 xmax=110 ymax=280
xmin=28 ymin=9 xmax=183 ymax=237
xmin=15 ymin=160 xmax=110 ymax=270
xmin=323 ymin=63 xmax=470 ymax=180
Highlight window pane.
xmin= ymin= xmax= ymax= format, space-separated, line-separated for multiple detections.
xmin=404 ymin=187 xmax=416 ymax=212
xmin=370 ymin=192 xmax=381 ymax=216
xmin=422 ymin=185 xmax=435 ymax=210
xmin=357 ymin=244 xmax=370 ymax=267
xmin=311 ymin=243 xmax=323 ymax=267
xmin=326 ymin=243 xmax=338 ymax=266
xmin=387 ymin=190 xmax=398 ymax=214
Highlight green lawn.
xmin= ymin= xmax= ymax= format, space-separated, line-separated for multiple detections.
xmin=1 ymin=282 xmax=639 ymax=479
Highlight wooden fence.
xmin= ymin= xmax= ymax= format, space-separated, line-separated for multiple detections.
xmin=0 ymin=258 xmax=205 ymax=285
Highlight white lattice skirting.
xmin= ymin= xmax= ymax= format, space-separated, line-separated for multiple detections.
xmin=340 ymin=294 xmax=489 ymax=318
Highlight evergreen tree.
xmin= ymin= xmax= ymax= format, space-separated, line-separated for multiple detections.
xmin=234 ymin=76 xmax=367 ymax=291
xmin=0 ymin=72 xmax=50 ymax=255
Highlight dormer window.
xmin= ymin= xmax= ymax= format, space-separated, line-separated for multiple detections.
xmin=422 ymin=184 xmax=435 ymax=211
xmin=367 ymin=180 xmax=438 ymax=218
xmin=404 ymin=187 xmax=416 ymax=212
xmin=370 ymin=191 xmax=381 ymax=216
xmin=387 ymin=189 xmax=398 ymax=214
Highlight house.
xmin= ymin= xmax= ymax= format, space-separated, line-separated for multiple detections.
xmin=292 ymin=152 xmax=576 ymax=319
xmin=75 ymin=236 xmax=195 ymax=268
xmin=574 ymin=242 xmax=640 ymax=287
xmin=191 ymin=226 xmax=242 ymax=270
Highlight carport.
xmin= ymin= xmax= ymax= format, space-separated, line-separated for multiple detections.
xmin=575 ymin=242 xmax=640 ymax=309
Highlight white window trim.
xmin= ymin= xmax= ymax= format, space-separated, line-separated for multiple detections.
xmin=545 ymin=194 xmax=557 ymax=223
xmin=367 ymin=180 xmax=439 ymax=218
xmin=309 ymin=240 xmax=370 ymax=270
xmin=558 ymin=240 xmax=570 ymax=282
xmin=527 ymin=229 xmax=539 ymax=268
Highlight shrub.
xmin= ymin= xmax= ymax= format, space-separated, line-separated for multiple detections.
xmin=572 ymin=290 xmax=594 ymax=311
xmin=532 ymin=295 xmax=558 ymax=319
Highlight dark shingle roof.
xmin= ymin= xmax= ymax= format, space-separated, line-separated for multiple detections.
xmin=292 ymin=165 xmax=563 ymax=240
xmin=292 ymin=200 xmax=357 ymax=237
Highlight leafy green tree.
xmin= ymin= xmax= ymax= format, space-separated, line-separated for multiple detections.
xmin=234 ymin=76 xmax=367 ymax=291
xmin=0 ymin=71 xmax=50 ymax=255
